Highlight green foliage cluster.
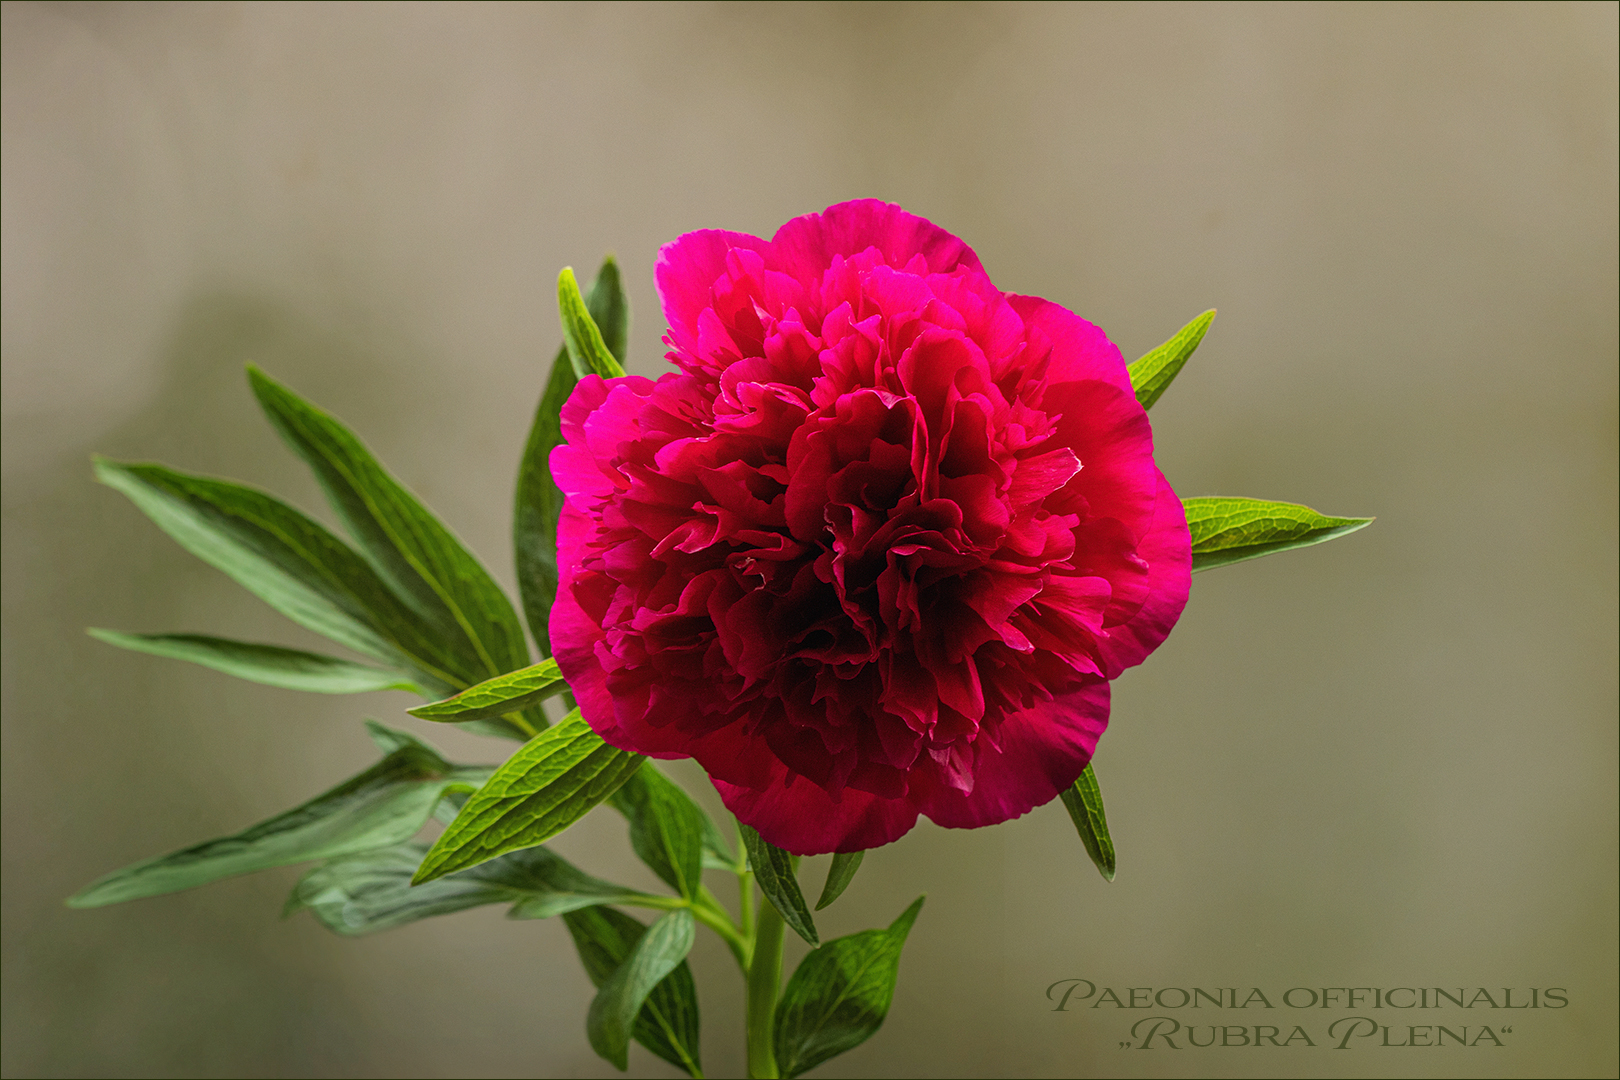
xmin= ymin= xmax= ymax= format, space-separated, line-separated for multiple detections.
xmin=71 ymin=268 xmax=1368 ymax=1077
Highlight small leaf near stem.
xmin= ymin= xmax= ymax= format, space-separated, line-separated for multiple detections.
xmin=1059 ymin=762 xmax=1116 ymax=882
xmin=1127 ymin=309 xmax=1215 ymax=411
xmin=814 ymin=851 xmax=864 ymax=911
xmin=558 ymin=267 xmax=627 ymax=380
xmin=772 ymin=897 xmax=925 ymax=1079
xmin=587 ymin=909 xmax=697 ymax=1072
xmin=739 ymin=825 xmax=818 ymax=947
xmin=1183 ymin=496 xmax=1373 ymax=572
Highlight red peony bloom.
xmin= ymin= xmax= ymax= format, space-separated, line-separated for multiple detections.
xmin=551 ymin=201 xmax=1190 ymax=854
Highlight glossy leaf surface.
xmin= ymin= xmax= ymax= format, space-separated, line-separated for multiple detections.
xmin=740 ymin=824 xmax=818 ymax=947
xmin=1058 ymin=762 xmax=1116 ymax=881
xmin=88 ymin=629 xmax=417 ymax=694
xmin=773 ymin=897 xmax=924 ymax=1079
xmin=413 ymin=712 xmax=642 ymax=883
xmin=1184 ymin=496 xmax=1373 ymax=572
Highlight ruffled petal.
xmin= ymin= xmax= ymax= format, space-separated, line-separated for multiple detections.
xmin=769 ymin=200 xmax=982 ymax=287
xmin=911 ymin=680 xmax=1110 ymax=829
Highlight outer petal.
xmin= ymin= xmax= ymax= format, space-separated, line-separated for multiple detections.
xmin=713 ymin=758 xmax=920 ymax=855
xmin=1006 ymin=294 xmax=1135 ymax=400
xmin=656 ymin=228 xmax=772 ymax=349
xmin=768 ymin=199 xmax=982 ymax=285
xmin=911 ymin=680 xmax=1111 ymax=829
xmin=549 ymin=503 xmax=623 ymax=741
xmin=1095 ymin=471 xmax=1192 ymax=677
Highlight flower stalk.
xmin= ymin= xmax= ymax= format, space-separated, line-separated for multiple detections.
xmin=745 ymin=895 xmax=786 ymax=1079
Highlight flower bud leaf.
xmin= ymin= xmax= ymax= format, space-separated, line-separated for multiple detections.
xmin=285 ymin=840 xmax=663 ymax=935
xmin=413 ymin=712 xmax=644 ymax=884
xmin=91 ymin=457 xmax=470 ymax=703
xmin=1127 ymin=309 xmax=1216 ymax=410
xmin=739 ymin=824 xmax=819 ymax=947
xmin=407 ymin=659 xmax=568 ymax=724
xmin=773 ymin=896 xmax=926 ymax=1079
xmin=1058 ymin=763 xmax=1116 ymax=881
xmin=565 ymin=906 xmax=703 ymax=1077
xmin=247 ymin=366 xmax=541 ymax=738
xmin=516 ymin=256 xmax=627 ymax=650
xmin=558 ymin=266 xmax=628 ymax=381
xmin=586 ymin=909 xmax=698 ymax=1072
xmin=609 ymin=763 xmax=709 ymax=900
xmin=814 ymin=850 xmax=865 ymax=911
xmin=1183 ymin=496 xmax=1373 ymax=572
xmin=68 ymin=736 xmax=490 ymax=908
xmin=86 ymin=628 xmax=420 ymax=695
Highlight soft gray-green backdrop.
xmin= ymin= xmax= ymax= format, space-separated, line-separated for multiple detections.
xmin=3 ymin=3 xmax=1615 ymax=1078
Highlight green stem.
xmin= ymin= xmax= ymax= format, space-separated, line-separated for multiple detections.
xmin=694 ymin=886 xmax=750 ymax=971
xmin=746 ymin=896 xmax=785 ymax=1079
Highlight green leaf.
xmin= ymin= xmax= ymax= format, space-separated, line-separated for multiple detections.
xmin=558 ymin=267 xmax=627 ymax=381
xmin=413 ymin=711 xmax=643 ymax=883
xmin=515 ymin=256 xmax=627 ymax=652
xmin=774 ymin=896 xmax=925 ymax=1079
xmin=587 ymin=909 xmax=697 ymax=1072
xmin=609 ymin=763 xmax=708 ymax=900
xmin=564 ymin=906 xmax=703 ymax=1077
xmin=1058 ymin=763 xmax=1116 ymax=882
xmin=700 ymin=817 xmax=740 ymax=872
xmin=815 ymin=851 xmax=864 ymax=911
xmin=87 ymin=629 xmax=420 ymax=695
xmin=92 ymin=458 xmax=465 ymax=697
xmin=1127 ymin=309 xmax=1215 ymax=410
xmin=740 ymin=824 xmax=818 ymax=947
xmin=363 ymin=718 xmax=442 ymax=756
xmin=407 ymin=659 xmax=568 ymax=724
xmin=1183 ymin=496 xmax=1373 ymax=572
xmin=247 ymin=367 xmax=538 ymax=737
xmin=68 ymin=742 xmax=489 ymax=908
xmin=287 ymin=841 xmax=661 ymax=935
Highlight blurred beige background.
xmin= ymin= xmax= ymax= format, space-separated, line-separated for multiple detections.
xmin=3 ymin=3 xmax=1615 ymax=1078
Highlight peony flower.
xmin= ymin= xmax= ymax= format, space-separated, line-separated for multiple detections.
xmin=551 ymin=201 xmax=1190 ymax=854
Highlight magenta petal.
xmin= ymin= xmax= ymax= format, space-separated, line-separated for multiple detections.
xmin=1096 ymin=471 xmax=1191 ymax=677
xmin=913 ymin=680 xmax=1110 ymax=829
xmin=552 ymin=202 xmax=1191 ymax=854
xmin=713 ymin=763 xmax=920 ymax=855
xmin=769 ymin=200 xmax=982 ymax=286
xmin=656 ymin=228 xmax=772 ymax=349
xmin=1005 ymin=294 xmax=1134 ymax=400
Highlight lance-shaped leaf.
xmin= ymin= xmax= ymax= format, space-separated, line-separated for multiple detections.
xmin=740 ymin=824 xmax=818 ymax=947
xmin=587 ymin=909 xmax=697 ymax=1072
xmin=773 ymin=896 xmax=925 ymax=1079
xmin=565 ymin=906 xmax=702 ymax=1078
xmin=1058 ymin=763 xmax=1116 ymax=882
xmin=88 ymin=629 xmax=419 ymax=695
xmin=1127 ymin=309 xmax=1215 ymax=410
xmin=68 ymin=743 xmax=490 ymax=908
xmin=610 ymin=764 xmax=707 ymax=900
xmin=286 ymin=841 xmax=664 ymax=935
xmin=815 ymin=851 xmax=865 ymax=911
xmin=413 ymin=712 xmax=643 ymax=883
xmin=92 ymin=458 xmax=465 ymax=696
xmin=407 ymin=659 xmax=568 ymax=724
xmin=515 ymin=256 xmax=628 ymax=651
xmin=700 ymin=817 xmax=740 ymax=872
xmin=1183 ymin=496 xmax=1373 ymax=572
xmin=558 ymin=267 xmax=628 ymax=381
xmin=247 ymin=367 xmax=539 ymax=736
